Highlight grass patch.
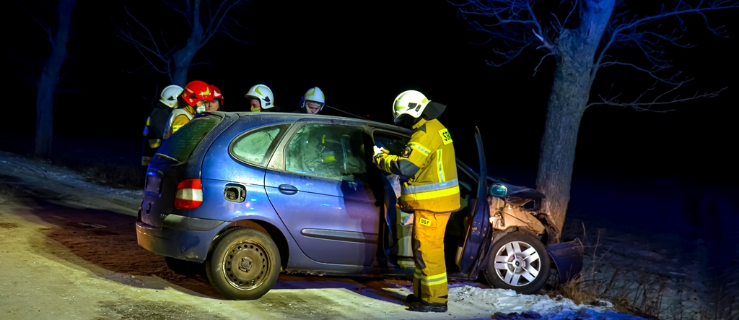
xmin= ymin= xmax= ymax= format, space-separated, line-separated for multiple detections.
xmin=549 ymin=222 xmax=738 ymax=320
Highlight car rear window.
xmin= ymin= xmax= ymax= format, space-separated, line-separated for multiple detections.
xmin=230 ymin=124 xmax=290 ymax=167
xmin=156 ymin=115 xmax=222 ymax=163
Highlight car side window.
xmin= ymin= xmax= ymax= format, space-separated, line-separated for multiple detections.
xmin=373 ymin=132 xmax=409 ymax=155
xmin=285 ymin=124 xmax=367 ymax=181
xmin=231 ymin=124 xmax=289 ymax=167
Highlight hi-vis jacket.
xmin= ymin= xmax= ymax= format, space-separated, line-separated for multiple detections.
xmin=377 ymin=118 xmax=461 ymax=213
xmin=163 ymin=106 xmax=196 ymax=139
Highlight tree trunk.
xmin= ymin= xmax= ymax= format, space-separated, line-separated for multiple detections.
xmin=34 ymin=0 xmax=76 ymax=158
xmin=536 ymin=0 xmax=615 ymax=242
xmin=170 ymin=0 xmax=204 ymax=87
xmin=172 ymin=45 xmax=198 ymax=87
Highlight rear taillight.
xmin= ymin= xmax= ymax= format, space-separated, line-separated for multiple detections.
xmin=174 ymin=179 xmax=203 ymax=209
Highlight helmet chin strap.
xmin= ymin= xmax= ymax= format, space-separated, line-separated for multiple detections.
xmin=398 ymin=114 xmax=419 ymax=127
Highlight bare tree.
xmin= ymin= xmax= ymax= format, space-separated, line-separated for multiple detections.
xmin=16 ymin=0 xmax=78 ymax=158
xmin=451 ymin=0 xmax=737 ymax=241
xmin=117 ymin=0 xmax=248 ymax=87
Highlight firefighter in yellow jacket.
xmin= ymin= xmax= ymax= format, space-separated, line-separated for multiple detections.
xmin=373 ymin=90 xmax=459 ymax=313
xmin=163 ymin=80 xmax=214 ymax=140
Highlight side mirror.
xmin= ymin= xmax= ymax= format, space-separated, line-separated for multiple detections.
xmin=490 ymin=183 xmax=508 ymax=198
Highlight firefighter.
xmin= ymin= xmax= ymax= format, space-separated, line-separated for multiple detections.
xmin=296 ymin=86 xmax=325 ymax=114
xmin=245 ymin=84 xmax=279 ymax=112
xmin=141 ymin=84 xmax=183 ymax=166
xmin=207 ymin=84 xmax=224 ymax=112
xmin=372 ymin=90 xmax=459 ymax=313
xmin=163 ymin=80 xmax=213 ymax=139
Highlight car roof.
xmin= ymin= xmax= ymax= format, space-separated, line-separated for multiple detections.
xmin=209 ymin=111 xmax=410 ymax=135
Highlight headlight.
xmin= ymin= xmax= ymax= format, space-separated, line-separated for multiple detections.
xmin=490 ymin=183 xmax=508 ymax=198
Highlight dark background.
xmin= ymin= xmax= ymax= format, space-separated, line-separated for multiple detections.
xmin=3 ymin=0 xmax=737 ymax=187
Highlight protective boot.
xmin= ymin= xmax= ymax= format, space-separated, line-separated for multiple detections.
xmin=408 ymin=301 xmax=448 ymax=313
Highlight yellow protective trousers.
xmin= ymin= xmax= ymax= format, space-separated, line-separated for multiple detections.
xmin=411 ymin=210 xmax=450 ymax=304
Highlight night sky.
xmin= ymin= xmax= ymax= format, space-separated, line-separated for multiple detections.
xmin=4 ymin=0 xmax=738 ymax=185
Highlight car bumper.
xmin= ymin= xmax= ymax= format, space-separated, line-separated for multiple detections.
xmin=546 ymin=238 xmax=584 ymax=283
xmin=136 ymin=213 xmax=227 ymax=263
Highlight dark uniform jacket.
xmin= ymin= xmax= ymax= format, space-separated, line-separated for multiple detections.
xmin=141 ymin=102 xmax=172 ymax=166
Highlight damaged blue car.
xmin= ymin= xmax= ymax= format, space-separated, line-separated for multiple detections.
xmin=136 ymin=112 xmax=583 ymax=300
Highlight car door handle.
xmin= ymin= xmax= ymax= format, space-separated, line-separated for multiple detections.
xmin=278 ymin=184 xmax=298 ymax=195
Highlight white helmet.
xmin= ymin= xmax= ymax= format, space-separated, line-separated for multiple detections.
xmin=244 ymin=84 xmax=274 ymax=109
xmin=392 ymin=90 xmax=430 ymax=123
xmin=301 ymin=87 xmax=325 ymax=114
xmin=159 ymin=84 xmax=184 ymax=109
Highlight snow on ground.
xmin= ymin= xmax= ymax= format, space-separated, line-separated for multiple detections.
xmin=0 ymin=150 xmax=143 ymax=211
xmin=0 ymin=150 xmax=691 ymax=319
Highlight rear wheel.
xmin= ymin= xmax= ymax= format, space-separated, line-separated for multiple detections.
xmin=205 ymin=228 xmax=281 ymax=300
xmin=484 ymin=231 xmax=550 ymax=294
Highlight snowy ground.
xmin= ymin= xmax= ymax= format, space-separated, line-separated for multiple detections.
xmin=0 ymin=150 xmax=731 ymax=319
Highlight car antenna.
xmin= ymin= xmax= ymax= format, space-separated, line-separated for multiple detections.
xmin=323 ymin=105 xmax=368 ymax=120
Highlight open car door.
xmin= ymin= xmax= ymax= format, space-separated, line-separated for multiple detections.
xmin=457 ymin=127 xmax=491 ymax=279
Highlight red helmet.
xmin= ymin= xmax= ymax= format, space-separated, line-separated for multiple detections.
xmin=210 ymin=84 xmax=223 ymax=106
xmin=181 ymin=80 xmax=214 ymax=107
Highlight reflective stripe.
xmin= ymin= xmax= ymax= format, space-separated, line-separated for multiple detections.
xmin=402 ymin=178 xmax=458 ymax=194
xmin=408 ymin=142 xmax=430 ymax=156
xmin=437 ymin=149 xmax=445 ymax=182
xmin=172 ymin=125 xmax=184 ymax=132
xmin=402 ymin=185 xmax=460 ymax=201
xmin=148 ymin=139 xmax=161 ymax=148
xmin=413 ymin=271 xmax=448 ymax=286
xmin=141 ymin=156 xmax=151 ymax=166
xmin=146 ymin=117 xmax=151 ymax=126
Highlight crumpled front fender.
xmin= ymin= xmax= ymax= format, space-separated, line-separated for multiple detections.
xmin=546 ymin=238 xmax=584 ymax=283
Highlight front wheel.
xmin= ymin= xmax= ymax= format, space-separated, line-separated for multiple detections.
xmin=205 ymin=228 xmax=281 ymax=300
xmin=483 ymin=231 xmax=550 ymax=294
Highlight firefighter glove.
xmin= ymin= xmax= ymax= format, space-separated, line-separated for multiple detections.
xmin=372 ymin=145 xmax=389 ymax=164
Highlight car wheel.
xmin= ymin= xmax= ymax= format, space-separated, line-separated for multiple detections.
xmin=205 ymin=228 xmax=281 ymax=300
xmin=165 ymin=256 xmax=203 ymax=275
xmin=484 ymin=231 xmax=550 ymax=294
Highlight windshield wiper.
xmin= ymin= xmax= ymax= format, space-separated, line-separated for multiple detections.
xmin=155 ymin=153 xmax=182 ymax=164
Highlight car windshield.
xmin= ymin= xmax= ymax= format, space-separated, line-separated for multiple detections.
xmin=155 ymin=115 xmax=222 ymax=163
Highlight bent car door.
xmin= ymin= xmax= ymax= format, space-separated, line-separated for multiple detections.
xmin=458 ymin=126 xmax=491 ymax=277
xmin=264 ymin=121 xmax=380 ymax=266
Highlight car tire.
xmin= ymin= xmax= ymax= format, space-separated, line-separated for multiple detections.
xmin=165 ymin=256 xmax=203 ymax=275
xmin=205 ymin=228 xmax=281 ymax=300
xmin=483 ymin=231 xmax=550 ymax=294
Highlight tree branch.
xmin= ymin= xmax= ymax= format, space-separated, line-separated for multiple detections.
xmin=593 ymin=0 xmax=739 ymax=82
xmin=119 ymin=0 xmax=248 ymax=81
xmin=12 ymin=0 xmax=53 ymax=43
xmin=450 ymin=0 xmax=559 ymax=67
xmin=598 ymin=61 xmax=687 ymax=86
xmin=587 ymin=81 xmax=727 ymax=112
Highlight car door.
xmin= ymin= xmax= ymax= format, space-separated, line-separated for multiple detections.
xmin=458 ymin=126 xmax=491 ymax=277
xmin=264 ymin=121 xmax=380 ymax=266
